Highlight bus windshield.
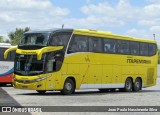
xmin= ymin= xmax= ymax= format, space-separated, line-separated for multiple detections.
xmin=20 ymin=33 xmax=50 ymax=46
xmin=14 ymin=54 xmax=46 ymax=76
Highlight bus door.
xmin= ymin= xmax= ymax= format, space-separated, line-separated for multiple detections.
xmin=87 ymin=53 xmax=102 ymax=88
xmin=66 ymin=35 xmax=90 ymax=89
xmin=87 ymin=37 xmax=103 ymax=88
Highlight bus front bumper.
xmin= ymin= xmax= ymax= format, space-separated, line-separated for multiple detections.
xmin=13 ymin=80 xmax=46 ymax=90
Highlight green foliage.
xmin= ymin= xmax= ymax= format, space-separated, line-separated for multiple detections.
xmin=0 ymin=36 xmax=4 ymax=42
xmin=8 ymin=27 xmax=30 ymax=45
xmin=4 ymin=39 xmax=10 ymax=43
xmin=158 ymin=49 xmax=160 ymax=64
xmin=0 ymin=36 xmax=10 ymax=43
xmin=0 ymin=36 xmax=3 ymax=42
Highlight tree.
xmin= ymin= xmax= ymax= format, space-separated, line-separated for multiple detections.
xmin=158 ymin=49 xmax=160 ymax=64
xmin=8 ymin=27 xmax=30 ymax=45
xmin=4 ymin=39 xmax=10 ymax=43
xmin=0 ymin=36 xmax=4 ymax=42
xmin=0 ymin=36 xmax=11 ymax=43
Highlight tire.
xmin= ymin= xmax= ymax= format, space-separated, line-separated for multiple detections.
xmin=61 ymin=78 xmax=75 ymax=95
xmin=124 ymin=78 xmax=133 ymax=92
xmin=10 ymin=83 xmax=13 ymax=87
xmin=109 ymin=88 xmax=115 ymax=92
xmin=36 ymin=90 xmax=46 ymax=94
xmin=133 ymin=78 xmax=142 ymax=92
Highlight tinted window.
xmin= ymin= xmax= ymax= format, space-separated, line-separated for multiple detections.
xmin=15 ymin=54 xmax=46 ymax=75
xmin=68 ymin=35 xmax=88 ymax=53
xmin=140 ymin=43 xmax=148 ymax=56
xmin=49 ymin=32 xmax=71 ymax=49
xmin=9 ymin=50 xmax=15 ymax=61
xmin=103 ymin=38 xmax=116 ymax=53
xmin=148 ymin=43 xmax=157 ymax=56
xmin=130 ymin=42 xmax=140 ymax=55
xmin=0 ymin=48 xmax=7 ymax=61
xmin=89 ymin=37 xmax=102 ymax=52
xmin=0 ymin=48 xmax=15 ymax=61
xmin=117 ymin=40 xmax=129 ymax=54
xmin=45 ymin=51 xmax=64 ymax=72
xmin=20 ymin=33 xmax=50 ymax=46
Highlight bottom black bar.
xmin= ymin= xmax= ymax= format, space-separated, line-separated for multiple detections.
xmin=0 ymin=106 xmax=160 ymax=112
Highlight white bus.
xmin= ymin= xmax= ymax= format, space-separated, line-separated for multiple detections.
xmin=0 ymin=43 xmax=15 ymax=86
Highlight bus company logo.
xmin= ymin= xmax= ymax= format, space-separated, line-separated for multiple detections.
xmin=127 ymin=58 xmax=151 ymax=64
xmin=0 ymin=65 xmax=9 ymax=70
xmin=2 ymin=107 xmax=11 ymax=112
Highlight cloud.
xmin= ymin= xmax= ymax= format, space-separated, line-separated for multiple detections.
xmin=0 ymin=0 xmax=160 ymax=47
xmin=147 ymin=0 xmax=160 ymax=3
xmin=144 ymin=4 xmax=160 ymax=17
xmin=127 ymin=28 xmax=160 ymax=46
xmin=0 ymin=0 xmax=70 ymax=39
xmin=79 ymin=0 xmax=160 ymax=46
xmin=0 ymin=0 xmax=52 ymax=11
xmin=150 ymin=26 xmax=160 ymax=32
xmin=127 ymin=28 xmax=154 ymax=39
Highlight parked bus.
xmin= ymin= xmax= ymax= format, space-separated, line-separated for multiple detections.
xmin=4 ymin=29 xmax=158 ymax=94
xmin=0 ymin=43 xmax=15 ymax=86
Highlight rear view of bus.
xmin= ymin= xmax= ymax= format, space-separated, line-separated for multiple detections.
xmin=0 ymin=43 xmax=15 ymax=86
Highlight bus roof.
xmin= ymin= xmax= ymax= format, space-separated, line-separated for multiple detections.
xmin=24 ymin=28 xmax=73 ymax=34
xmin=24 ymin=28 xmax=156 ymax=43
xmin=73 ymin=29 xmax=156 ymax=43
xmin=0 ymin=43 xmax=13 ymax=48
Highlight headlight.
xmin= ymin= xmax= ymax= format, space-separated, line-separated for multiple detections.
xmin=14 ymin=76 xmax=50 ymax=84
xmin=35 ymin=76 xmax=50 ymax=82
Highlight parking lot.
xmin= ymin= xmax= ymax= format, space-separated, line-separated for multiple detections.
xmin=0 ymin=78 xmax=160 ymax=107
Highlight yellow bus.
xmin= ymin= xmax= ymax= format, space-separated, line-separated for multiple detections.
xmin=4 ymin=29 xmax=158 ymax=95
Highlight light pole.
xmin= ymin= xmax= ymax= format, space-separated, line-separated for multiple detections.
xmin=153 ymin=33 xmax=155 ymax=40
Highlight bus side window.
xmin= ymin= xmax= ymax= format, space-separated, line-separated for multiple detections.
xmin=49 ymin=32 xmax=71 ymax=49
xmin=89 ymin=37 xmax=102 ymax=52
xmin=117 ymin=40 xmax=129 ymax=54
xmin=0 ymin=48 xmax=5 ymax=61
xmin=103 ymin=38 xmax=116 ymax=53
xmin=68 ymin=35 xmax=88 ymax=53
xmin=10 ymin=50 xmax=15 ymax=61
xmin=140 ymin=43 xmax=148 ymax=56
xmin=5 ymin=50 xmax=15 ymax=61
xmin=130 ymin=42 xmax=139 ymax=55
xmin=148 ymin=43 xmax=157 ymax=56
xmin=46 ymin=51 xmax=64 ymax=72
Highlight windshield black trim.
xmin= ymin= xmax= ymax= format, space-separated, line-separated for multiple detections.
xmin=18 ymin=45 xmax=45 ymax=50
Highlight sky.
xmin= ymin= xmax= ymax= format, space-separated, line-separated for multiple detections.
xmin=0 ymin=0 xmax=160 ymax=46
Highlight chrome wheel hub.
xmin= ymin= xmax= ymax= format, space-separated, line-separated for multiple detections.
xmin=65 ymin=83 xmax=72 ymax=91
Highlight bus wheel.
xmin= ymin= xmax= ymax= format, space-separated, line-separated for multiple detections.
xmin=10 ymin=83 xmax=13 ymax=87
xmin=124 ymin=78 xmax=132 ymax=92
xmin=133 ymin=78 xmax=142 ymax=92
xmin=109 ymin=89 xmax=115 ymax=92
xmin=61 ymin=78 xmax=75 ymax=95
xmin=36 ymin=90 xmax=46 ymax=94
